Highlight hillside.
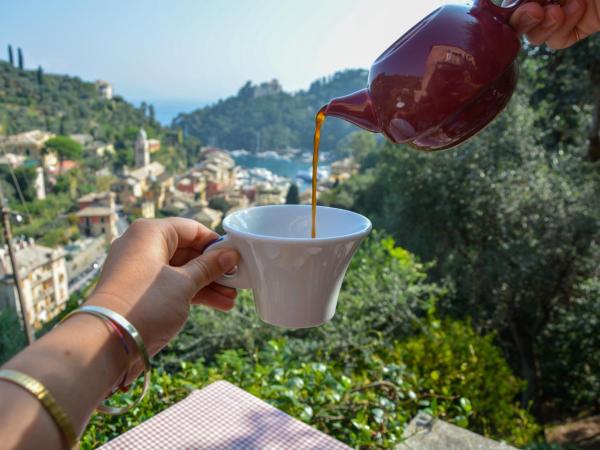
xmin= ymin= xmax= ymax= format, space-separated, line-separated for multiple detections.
xmin=0 ymin=60 xmax=160 ymax=140
xmin=173 ymin=69 xmax=369 ymax=151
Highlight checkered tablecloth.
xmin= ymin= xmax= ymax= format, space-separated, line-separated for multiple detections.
xmin=98 ymin=380 xmax=351 ymax=449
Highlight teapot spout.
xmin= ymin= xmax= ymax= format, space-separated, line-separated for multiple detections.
xmin=324 ymin=89 xmax=381 ymax=133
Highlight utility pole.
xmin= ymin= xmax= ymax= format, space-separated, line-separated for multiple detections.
xmin=0 ymin=187 xmax=34 ymax=344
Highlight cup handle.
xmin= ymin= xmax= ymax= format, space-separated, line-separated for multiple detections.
xmin=203 ymin=235 xmax=252 ymax=289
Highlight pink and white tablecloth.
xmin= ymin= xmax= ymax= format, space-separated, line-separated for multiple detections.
xmin=99 ymin=380 xmax=351 ymax=449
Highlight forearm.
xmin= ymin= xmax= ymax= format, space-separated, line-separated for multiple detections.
xmin=0 ymin=312 xmax=129 ymax=449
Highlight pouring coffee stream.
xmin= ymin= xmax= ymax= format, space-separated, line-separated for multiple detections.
xmin=310 ymin=0 xmax=563 ymax=238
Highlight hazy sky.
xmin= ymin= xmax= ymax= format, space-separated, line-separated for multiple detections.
xmin=1 ymin=0 xmax=451 ymax=106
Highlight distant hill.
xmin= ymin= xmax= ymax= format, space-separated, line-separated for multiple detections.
xmin=0 ymin=61 xmax=160 ymax=141
xmin=173 ymin=69 xmax=369 ymax=152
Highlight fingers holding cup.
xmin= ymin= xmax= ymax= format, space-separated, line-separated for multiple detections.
xmin=191 ymin=284 xmax=238 ymax=311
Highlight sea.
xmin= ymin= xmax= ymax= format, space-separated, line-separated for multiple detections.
xmin=146 ymin=100 xmax=333 ymax=191
xmin=143 ymin=99 xmax=208 ymax=125
xmin=232 ymin=150 xmax=333 ymax=192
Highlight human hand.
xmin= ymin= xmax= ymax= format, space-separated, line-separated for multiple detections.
xmin=509 ymin=0 xmax=600 ymax=48
xmin=87 ymin=218 xmax=239 ymax=359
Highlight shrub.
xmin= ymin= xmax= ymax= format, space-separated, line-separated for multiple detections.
xmin=82 ymin=236 xmax=539 ymax=449
xmin=82 ymin=317 xmax=538 ymax=449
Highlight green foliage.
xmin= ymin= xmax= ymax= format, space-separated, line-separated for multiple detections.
xmin=0 ymin=308 xmax=26 ymax=365
xmin=337 ymin=131 xmax=379 ymax=169
xmin=36 ymin=66 xmax=43 ymax=86
xmin=152 ymin=144 xmax=187 ymax=174
xmin=208 ymin=196 xmax=232 ymax=214
xmin=7 ymin=45 xmax=14 ymax=67
xmin=285 ymin=183 xmax=300 ymax=204
xmin=44 ymin=135 xmax=83 ymax=161
xmin=537 ymin=277 xmax=600 ymax=416
xmin=323 ymin=41 xmax=600 ymax=425
xmin=173 ymin=69 xmax=368 ymax=151
xmin=17 ymin=48 xmax=23 ymax=70
xmin=82 ymin=315 xmax=537 ymax=449
xmin=0 ymin=165 xmax=37 ymax=202
xmin=12 ymin=194 xmax=75 ymax=247
xmin=0 ymin=61 xmax=159 ymax=138
xmin=399 ymin=316 xmax=539 ymax=445
xmin=520 ymin=36 xmax=600 ymax=157
xmin=83 ymin=236 xmax=538 ymax=449
xmin=158 ymin=234 xmax=444 ymax=368
xmin=113 ymin=147 xmax=134 ymax=170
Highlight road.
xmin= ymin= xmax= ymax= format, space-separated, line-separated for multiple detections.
xmin=68 ymin=254 xmax=106 ymax=294
xmin=116 ymin=207 xmax=129 ymax=236
xmin=67 ymin=209 xmax=129 ymax=295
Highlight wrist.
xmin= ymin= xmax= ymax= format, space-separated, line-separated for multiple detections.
xmin=86 ymin=292 xmax=152 ymax=360
xmin=2 ymin=313 xmax=129 ymax=434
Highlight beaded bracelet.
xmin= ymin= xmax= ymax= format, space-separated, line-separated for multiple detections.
xmin=59 ymin=306 xmax=151 ymax=415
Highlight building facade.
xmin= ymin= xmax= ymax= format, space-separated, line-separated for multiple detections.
xmin=95 ymin=80 xmax=113 ymax=100
xmin=0 ymin=239 xmax=69 ymax=330
xmin=75 ymin=192 xmax=118 ymax=242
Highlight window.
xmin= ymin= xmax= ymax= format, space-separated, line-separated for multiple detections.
xmin=100 ymin=217 xmax=105 ymax=224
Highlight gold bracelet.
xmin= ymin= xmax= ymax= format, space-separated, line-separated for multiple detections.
xmin=59 ymin=305 xmax=151 ymax=416
xmin=0 ymin=369 xmax=79 ymax=449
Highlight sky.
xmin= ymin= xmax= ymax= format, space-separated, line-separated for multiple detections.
xmin=0 ymin=0 xmax=451 ymax=119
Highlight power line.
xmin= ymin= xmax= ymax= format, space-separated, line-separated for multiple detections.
xmin=0 ymin=144 xmax=31 ymax=220
xmin=0 ymin=183 xmax=34 ymax=344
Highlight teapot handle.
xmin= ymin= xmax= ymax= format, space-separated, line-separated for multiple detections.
xmin=477 ymin=0 xmax=565 ymax=21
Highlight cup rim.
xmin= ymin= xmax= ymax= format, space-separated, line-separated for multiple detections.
xmin=222 ymin=205 xmax=372 ymax=243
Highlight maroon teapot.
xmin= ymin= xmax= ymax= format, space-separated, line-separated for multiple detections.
xmin=323 ymin=0 xmax=561 ymax=151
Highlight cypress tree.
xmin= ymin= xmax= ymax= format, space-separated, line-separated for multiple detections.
xmin=148 ymin=104 xmax=155 ymax=123
xmin=17 ymin=48 xmax=23 ymax=70
xmin=7 ymin=45 xmax=13 ymax=66
xmin=285 ymin=183 xmax=300 ymax=204
xmin=37 ymin=66 xmax=44 ymax=85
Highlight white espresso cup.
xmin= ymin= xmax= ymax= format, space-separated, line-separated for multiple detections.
xmin=205 ymin=205 xmax=372 ymax=328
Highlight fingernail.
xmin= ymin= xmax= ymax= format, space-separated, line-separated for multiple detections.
xmin=565 ymin=0 xmax=581 ymax=15
xmin=218 ymin=250 xmax=238 ymax=271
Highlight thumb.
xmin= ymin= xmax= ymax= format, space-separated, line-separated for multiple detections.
xmin=180 ymin=248 xmax=239 ymax=293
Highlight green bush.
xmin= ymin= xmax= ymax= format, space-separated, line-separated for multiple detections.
xmin=82 ymin=317 xmax=538 ymax=449
xmin=82 ymin=237 xmax=539 ymax=449
xmin=157 ymin=234 xmax=444 ymax=369
xmin=0 ymin=309 xmax=26 ymax=365
xmin=324 ymin=87 xmax=600 ymax=422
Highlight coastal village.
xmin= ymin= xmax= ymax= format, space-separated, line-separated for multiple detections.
xmin=0 ymin=82 xmax=359 ymax=331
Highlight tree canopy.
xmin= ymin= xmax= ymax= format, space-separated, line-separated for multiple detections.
xmin=173 ymin=69 xmax=369 ymax=151
xmin=44 ymin=136 xmax=83 ymax=161
xmin=324 ymin=35 xmax=600 ymax=424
